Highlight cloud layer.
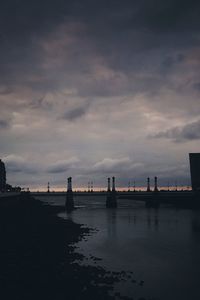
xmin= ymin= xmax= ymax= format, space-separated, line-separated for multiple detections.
xmin=0 ymin=0 xmax=200 ymax=189
xmin=152 ymin=119 xmax=200 ymax=142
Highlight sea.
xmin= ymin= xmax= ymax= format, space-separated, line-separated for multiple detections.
xmin=34 ymin=194 xmax=200 ymax=300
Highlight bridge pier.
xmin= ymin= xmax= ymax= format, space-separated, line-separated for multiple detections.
xmin=106 ymin=177 xmax=117 ymax=208
xmin=147 ymin=177 xmax=151 ymax=192
xmin=65 ymin=177 xmax=74 ymax=212
xmin=154 ymin=176 xmax=158 ymax=192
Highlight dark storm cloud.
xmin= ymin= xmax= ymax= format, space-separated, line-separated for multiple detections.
xmin=0 ymin=86 xmax=13 ymax=95
xmin=62 ymin=100 xmax=91 ymax=121
xmin=1 ymin=0 xmax=200 ymax=188
xmin=29 ymin=96 xmax=53 ymax=110
xmin=152 ymin=119 xmax=200 ymax=142
xmin=1 ymin=0 xmax=200 ymax=63
xmin=161 ymin=54 xmax=185 ymax=71
xmin=127 ymin=0 xmax=200 ymax=32
xmin=193 ymin=82 xmax=200 ymax=91
xmin=3 ymin=155 xmax=39 ymax=174
xmin=0 ymin=120 xmax=9 ymax=129
xmin=0 ymin=119 xmax=11 ymax=130
xmin=47 ymin=158 xmax=79 ymax=173
xmin=62 ymin=106 xmax=88 ymax=121
xmin=0 ymin=0 xmax=199 ymax=102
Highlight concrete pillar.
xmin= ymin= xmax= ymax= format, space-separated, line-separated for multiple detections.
xmin=133 ymin=180 xmax=136 ymax=192
xmin=88 ymin=181 xmax=90 ymax=192
xmin=66 ymin=177 xmax=74 ymax=212
xmin=91 ymin=181 xmax=93 ymax=192
xmin=67 ymin=177 xmax=72 ymax=192
xmin=107 ymin=178 xmax=111 ymax=192
xmin=154 ymin=176 xmax=158 ymax=192
xmin=112 ymin=177 xmax=116 ymax=192
xmin=106 ymin=176 xmax=117 ymax=208
xmin=147 ymin=177 xmax=151 ymax=192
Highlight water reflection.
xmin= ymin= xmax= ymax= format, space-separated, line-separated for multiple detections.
xmin=37 ymin=195 xmax=200 ymax=300
xmin=106 ymin=209 xmax=116 ymax=237
xmin=154 ymin=214 xmax=159 ymax=230
xmin=192 ymin=211 xmax=200 ymax=233
xmin=146 ymin=209 xmax=159 ymax=230
xmin=66 ymin=210 xmax=74 ymax=222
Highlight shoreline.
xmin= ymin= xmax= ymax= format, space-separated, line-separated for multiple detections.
xmin=0 ymin=194 xmax=133 ymax=300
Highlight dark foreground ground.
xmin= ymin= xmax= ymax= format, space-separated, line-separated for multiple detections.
xmin=0 ymin=194 xmax=138 ymax=300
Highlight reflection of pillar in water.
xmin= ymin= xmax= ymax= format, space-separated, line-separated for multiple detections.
xmin=147 ymin=215 xmax=151 ymax=228
xmin=154 ymin=215 xmax=159 ymax=230
xmin=106 ymin=209 xmax=117 ymax=237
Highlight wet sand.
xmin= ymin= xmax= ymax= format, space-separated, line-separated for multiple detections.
xmin=0 ymin=194 xmax=134 ymax=300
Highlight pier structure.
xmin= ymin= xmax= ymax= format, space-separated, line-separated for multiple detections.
xmin=91 ymin=181 xmax=93 ymax=193
xmin=147 ymin=177 xmax=151 ymax=192
xmin=145 ymin=176 xmax=160 ymax=208
xmin=154 ymin=176 xmax=158 ymax=192
xmin=47 ymin=182 xmax=50 ymax=193
xmin=189 ymin=153 xmax=200 ymax=191
xmin=107 ymin=177 xmax=111 ymax=192
xmin=65 ymin=177 xmax=74 ymax=212
xmin=106 ymin=176 xmax=117 ymax=208
xmin=128 ymin=181 xmax=130 ymax=192
xmin=0 ymin=159 xmax=6 ymax=192
xmin=133 ymin=180 xmax=136 ymax=192
xmin=112 ymin=176 xmax=115 ymax=192
xmin=175 ymin=180 xmax=178 ymax=191
xmin=88 ymin=181 xmax=94 ymax=192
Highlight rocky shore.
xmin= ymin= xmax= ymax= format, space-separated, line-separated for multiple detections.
xmin=0 ymin=194 xmax=134 ymax=300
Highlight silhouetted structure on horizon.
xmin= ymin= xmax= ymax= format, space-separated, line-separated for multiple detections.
xmin=147 ymin=177 xmax=151 ymax=192
xmin=66 ymin=177 xmax=74 ymax=212
xmin=47 ymin=182 xmax=50 ymax=193
xmin=189 ymin=153 xmax=200 ymax=191
xmin=0 ymin=159 xmax=6 ymax=192
xmin=154 ymin=176 xmax=158 ymax=192
xmin=91 ymin=181 xmax=93 ymax=193
xmin=107 ymin=177 xmax=111 ymax=192
xmin=106 ymin=177 xmax=117 ymax=208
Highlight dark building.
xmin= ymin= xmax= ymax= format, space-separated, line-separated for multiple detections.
xmin=0 ymin=159 xmax=6 ymax=192
xmin=189 ymin=153 xmax=200 ymax=191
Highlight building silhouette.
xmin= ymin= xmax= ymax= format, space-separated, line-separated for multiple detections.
xmin=189 ymin=153 xmax=200 ymax=191
xmin=0 ymin=159 xmax=6 ymax=192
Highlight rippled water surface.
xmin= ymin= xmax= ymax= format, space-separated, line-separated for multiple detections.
xmin=35 ymin=194 xmax=200 ymax=300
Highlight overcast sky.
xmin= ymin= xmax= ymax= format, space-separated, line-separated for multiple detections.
xmin=1 ymin=0 xmax=200 ymax=190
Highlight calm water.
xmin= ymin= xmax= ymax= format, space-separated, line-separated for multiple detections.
xmin=35 ymin=194 xmax=200 ymax=300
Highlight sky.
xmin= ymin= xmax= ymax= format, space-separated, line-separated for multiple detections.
xmin=0 ymin=0 xmax=200 ymax=190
